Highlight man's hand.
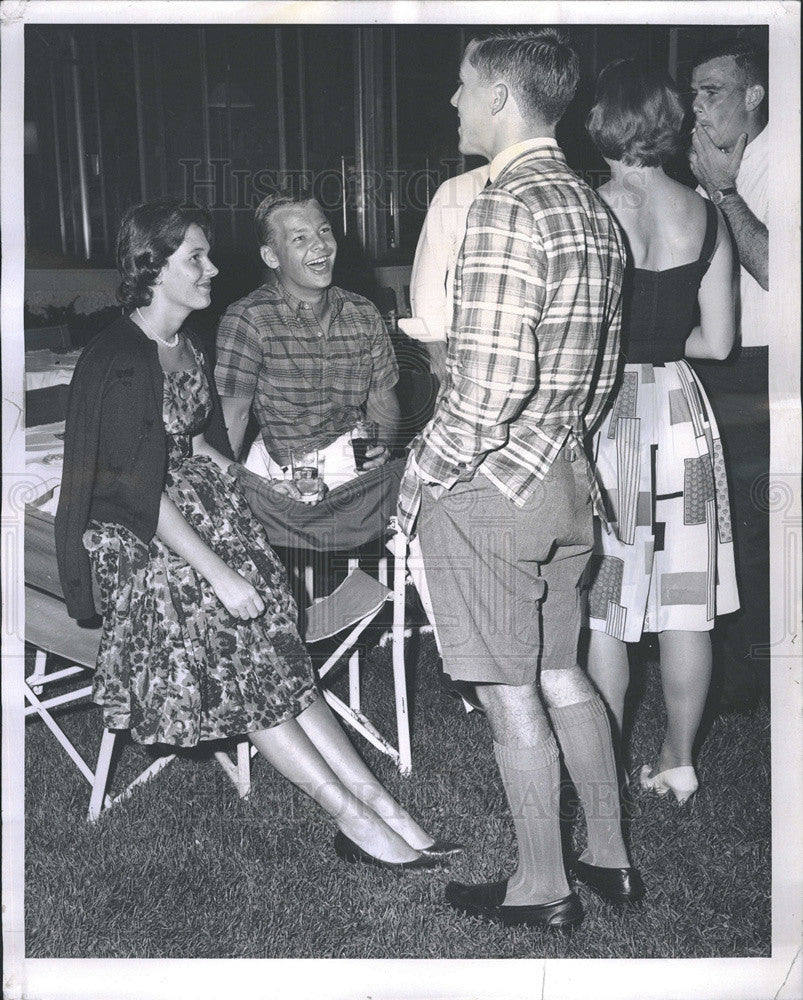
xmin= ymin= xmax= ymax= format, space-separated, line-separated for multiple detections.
xmin=361 ymin=443 xmax=392 ymax=470
xmin=267 ymin=478 xmax=328 ymax=505
xmin=396 ymin=457 xmax=423 ymax=538
xmin=689 ymin=126 xmax=747 ymax=195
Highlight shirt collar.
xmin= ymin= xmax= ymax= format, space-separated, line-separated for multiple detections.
xmin=742 ymin=121 xmax=769 ymax=164
xmin=488 ymin=137 xmax=564 ymax=183
xmin=264 ymin=273 xmax=343 ymax=319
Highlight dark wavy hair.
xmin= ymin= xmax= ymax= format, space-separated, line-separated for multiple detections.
xmin=586 ymin=59 xmax=685 ymax=167
xmin=116 ymin=199 xmax=214 ymax=309
xmin=691 ymin=32 xmax=768 ymax=93
xmin=467 ymin=28 xmax=580 ymax=127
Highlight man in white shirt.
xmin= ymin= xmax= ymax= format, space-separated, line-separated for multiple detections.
xmin=688 ymin=34 xmax=769 ymax=712
xmin=402 ymin=163 xmax=490 ymax=381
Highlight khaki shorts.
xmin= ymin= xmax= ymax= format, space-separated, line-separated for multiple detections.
xmin=418 ymin=446 xmax=594 ymax=686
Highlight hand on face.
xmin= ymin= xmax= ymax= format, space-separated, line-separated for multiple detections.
xmin=689 ymin=125 xmax=747 ymax=194
xmin=689 ymin=54 xmax=759 ymax=188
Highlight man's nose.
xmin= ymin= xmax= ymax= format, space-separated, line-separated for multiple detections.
xmin=450 ymin=88 xmax=459 ymax=108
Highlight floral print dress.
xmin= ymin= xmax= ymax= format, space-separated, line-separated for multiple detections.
xmin=83 ymin=345 xmax=318 ymax=746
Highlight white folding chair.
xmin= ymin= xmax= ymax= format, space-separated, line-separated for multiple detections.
xmin=24 ymin=586 xmax=251 ymax=821
xmin=303 ymin=525 xmax=412 ymax=774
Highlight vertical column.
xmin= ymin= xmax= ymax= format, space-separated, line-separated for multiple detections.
xmin=198 ymin=28 xmax=212 ymax=206
xmin=90 ymin=31 xmax=110 ymax=255
xmin=48 ymin=61 xmax=68 ymax=256
xmin=388 ymin=27 xmax=400 ymax=251
xmin=275 ymin=30 xmax=287 ymax=177
xmin=353 ymin=27 xmax=386 ymax=258
xmin=69 ymin=30 xmax=92 ymax=261
xmin=668 ymin=27 xmax=679 ymax=79
xmin=132 ymin=28 xmax=148 ymax=203
xmin=297 ymin=29 xmax=308 ymax=181
xmin=153 ymin=34 xmax=169 ymax=198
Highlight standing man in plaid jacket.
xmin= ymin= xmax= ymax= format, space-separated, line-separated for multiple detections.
xmin=397 ymin=29 xmax=643 ymax=929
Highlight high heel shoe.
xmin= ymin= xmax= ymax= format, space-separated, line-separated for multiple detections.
xmin=416 ymin=838 xmax=464 ymax=860
xmin=333 ymin=831 xmax=442 ymax=872
xmin=639 ymin=764 xmax=698 ymax=804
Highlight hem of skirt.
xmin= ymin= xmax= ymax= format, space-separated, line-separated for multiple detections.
xmin=586 ymin=614 xmax=741 ymax=641
xmin=93 ymin=687 xmax=319 ymax=747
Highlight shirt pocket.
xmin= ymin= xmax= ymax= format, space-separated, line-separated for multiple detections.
xmin=326 ymin=340 xmax=371 ymax=405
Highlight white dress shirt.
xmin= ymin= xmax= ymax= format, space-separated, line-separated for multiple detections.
xmin=700 ymin=123 xmax=768 ymax=348
xmin=403 ymin=164 xmax=490 ymax=343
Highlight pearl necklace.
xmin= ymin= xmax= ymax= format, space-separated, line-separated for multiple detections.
xmin=136 ymin=308 xmax=181 ymax=349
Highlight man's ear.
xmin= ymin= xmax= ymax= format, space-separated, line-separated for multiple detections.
xmin=491 ymin=82 xmax=508 ymax=117
xmin=260 ymin=244 xmax=279 ymax=269
xmin=745 ymin=84 xmax=765 ymax=113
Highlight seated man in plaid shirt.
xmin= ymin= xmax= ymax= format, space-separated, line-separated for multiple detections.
xmin=397 ymin=30 xmax=644 ymax=929
xmin=215 ymin=191 xmax=400 ymax=492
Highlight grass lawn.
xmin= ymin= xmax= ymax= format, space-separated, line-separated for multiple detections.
xmin=24 ymin=624 xmax=770 ymax=959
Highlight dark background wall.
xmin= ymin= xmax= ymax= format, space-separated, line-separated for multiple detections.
xmin=26 ymin=22 xmax=765 ymax=280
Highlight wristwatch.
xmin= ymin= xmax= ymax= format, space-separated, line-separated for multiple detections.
xmin=711 ymin=186 xmax=738 ymax=205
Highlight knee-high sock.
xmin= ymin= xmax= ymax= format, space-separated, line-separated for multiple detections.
xmin=493 ymin=733 xmax=569 ymax=904
xmin=548 ymin=695 xmax=629 ymax=868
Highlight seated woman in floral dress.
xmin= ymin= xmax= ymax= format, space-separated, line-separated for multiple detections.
xmin=55 ymin=199 xmax=459 ymax=869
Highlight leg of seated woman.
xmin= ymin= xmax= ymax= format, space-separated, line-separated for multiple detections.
xmin=656 ymin=629 xmax=712 ymax=770
xmin=295 ymin=697 xmax=433 ymax=850
xmin=248 ymin=714 xmax=420 ymax=863
xmin=587 ymin=630 xmax=630 ymax=736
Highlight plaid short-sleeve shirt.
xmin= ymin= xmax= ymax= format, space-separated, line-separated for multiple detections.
xmin=215 ymin=276 xmax=398 ymax=465
xmin=397 ymin=138 xmax=625 ymax=535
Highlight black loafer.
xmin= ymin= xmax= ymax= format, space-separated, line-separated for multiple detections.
xmin=417 ymin=838 xmax=464 ymax=860
xmin=334 ymin=831 xmax=441 ymax=872
xmin=569 ymin=859 xmax=645 ymax=904
xmin=445 ymin=879 xmax=584 ymax=930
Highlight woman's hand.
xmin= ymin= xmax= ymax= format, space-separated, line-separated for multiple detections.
xmin=210 ymin=565 xmax=265 ymax=620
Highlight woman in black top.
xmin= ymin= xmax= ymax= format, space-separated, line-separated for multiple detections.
xmin=56 ymin=200 xmax=457 ymax=869
xmin=584 ymin=62 xmax=738 ymax=803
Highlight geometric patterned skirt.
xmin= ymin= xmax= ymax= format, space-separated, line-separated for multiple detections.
xmin=584 ymin=360 xmax=739 ymax=642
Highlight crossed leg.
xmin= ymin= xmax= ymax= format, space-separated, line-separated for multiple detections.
xmin=248 ymin=696 xmax=425 ymax=863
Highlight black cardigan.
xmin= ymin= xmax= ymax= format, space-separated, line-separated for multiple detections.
xmin=54 ymin=314 xmax=233 ymax=621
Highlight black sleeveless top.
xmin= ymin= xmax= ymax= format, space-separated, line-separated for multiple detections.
xmin=622 ymin=199 xmax=719 ymax=365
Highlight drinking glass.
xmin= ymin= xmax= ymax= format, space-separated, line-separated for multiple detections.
xmin=291 ymin=450 xmax=322 ymax=500
xmin=350 ymin=420 xmax=378 ymax=470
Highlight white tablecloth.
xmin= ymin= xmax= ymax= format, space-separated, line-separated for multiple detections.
xmin=25 ymin=350 xmax=81 ymax=391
